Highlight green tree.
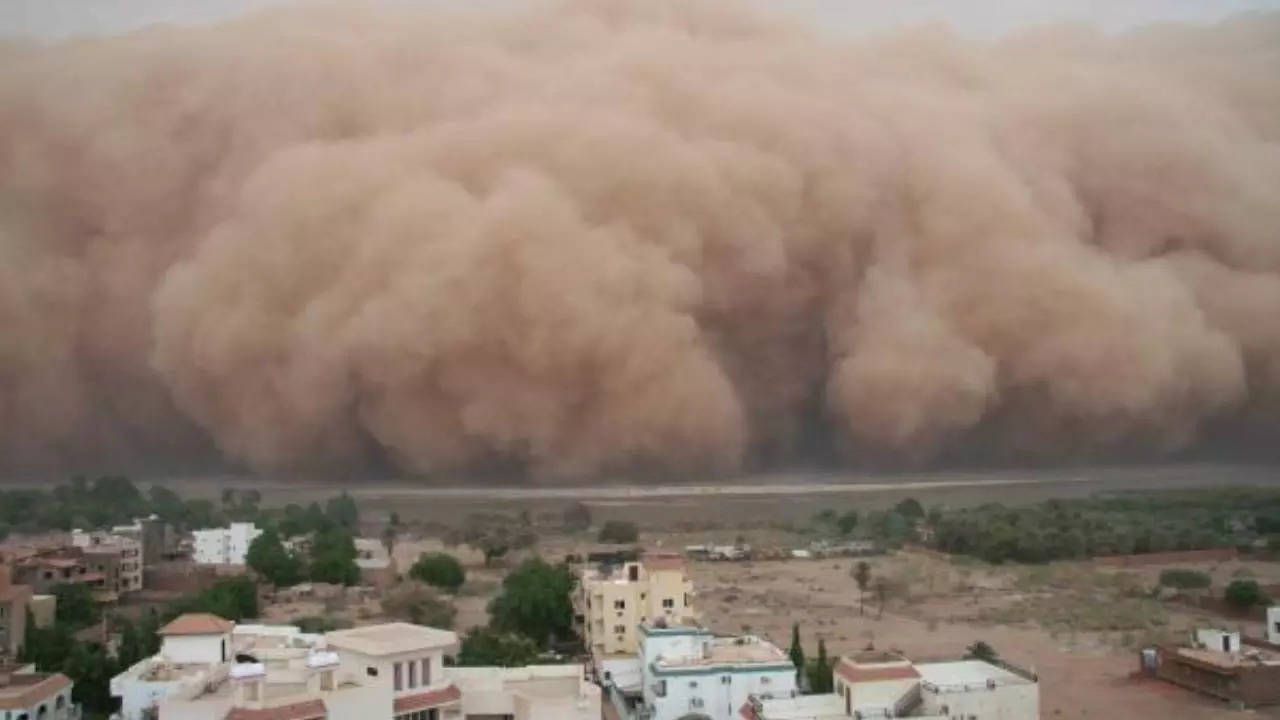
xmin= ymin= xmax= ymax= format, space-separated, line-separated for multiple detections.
xmin=148 ymin=485 xmax=186 ymax=524
xmin=488 ymin=558 xmax=575 ymax=648
xmin=456 ymin=627 xmax=540 ymax=667
xmin=279 ymin=504 xmax=308 ymax=538
xmin=562 ymin=502 xmax=592 ymax=532
xmin=479 ymin=535 xmax=510 ymax=568
xmin=965 ymin=640 xmax=999 ymax=663
xmin=837 ymin=511 xmax=859 ymax=536
xmin=894 ymin=498 xmax=925 ymax=519
xmin=1225 ymin=580 xmax=1266 ymax=610
xmin=598 ymin=520 xmax=639 ymax=544
xmin=309 ymin=527 xmax=360 ymax=585
xmin=173 ymin=576 xmax=259 ymax=621
xmin=116 ymin=617 xmax=146 ymax=669
xmin=806 ymin=638 xmax=832 ymax=693
xmin=64 ymin=640 xmax=118 ymax=715
xmin=53 ymin=583 xmax=98 ymax=629
xmin=788 ymin=624 xmax=805 ymax=686
xmin=325 ymin=492 xmax=359 ymax=531
xmin=246 ymin=529 xmax=304 ymax=587
xmin=411 ymin=553 xmax=466 ymax=592
xmin=853 ymin=561 xmax=871 ymax=616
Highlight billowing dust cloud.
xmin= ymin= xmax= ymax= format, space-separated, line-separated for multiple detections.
xmin=2 ymin=0 xmax=1279 ymax=479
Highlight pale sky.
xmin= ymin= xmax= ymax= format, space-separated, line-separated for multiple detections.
xmin=4 ymin=0 xmax=1280 ymax=39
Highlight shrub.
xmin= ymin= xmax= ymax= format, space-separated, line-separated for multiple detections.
xmin=598 ymin=520 xmax=639 ymax=544
xmin=1224 ymin=579 xmax=1266 ymax=610
xmin=1157 ymin=569 xmax=1211 ymax=590
xmin=411 ymin=553 xmax=466 ymax=592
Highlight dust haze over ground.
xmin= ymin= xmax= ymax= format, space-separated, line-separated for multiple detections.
xmin=2 ymin=0 xmax=1279 ymax=481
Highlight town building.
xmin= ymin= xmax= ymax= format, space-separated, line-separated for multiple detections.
xmin=353 ymin=538 xmax=395 ymax=588
xmin=111 ymin=614 xmax=597 ymax=720
xmin=71 ymin=530 xmax=144 ymax=596
xmin=577 ymin=553 xmax=696 ymax=659
xmin=110 ymin=515 xmax=172 ymax=566
xmin=916 ymin=659 xmax=1039 ymax=718
xmin=12 ymin=553 xmax=104 ymax=596
xmin=636 ymin=623 xmax=797 ymax=720
xmin=1143 ymin=628 xmax=1280 ymax=708
xmin=747 ymin=651 xmax=1038 ymax=720
xmin=0 ymin=564 xmax=33 ymax=657
xmin=0 ymin=663 xmax=79 ymax=720
xmin=193 ymin=523 xmax=263 ymax=566
xmin=450 ymin=664 xmax=600 ymax=720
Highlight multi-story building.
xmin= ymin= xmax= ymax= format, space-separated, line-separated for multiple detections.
xmin=111 ymin=615 xmax=599 ymax=720
xmin=0 ymin=564 xmax=33 ymax=656
xmin=0 ymin=663 xmax=79 ymax=720
xmin=71 ymin=530 xmax=144 ymax=595
xmin=12 ymin=553 xmax=104 ymax=595
xmin=192 ymin=523 xmax=263 ymax=566
xmin=637 ymin=623 xmax=797 ymax=720
xmin=577 ymin=554 xmax=696 ymax=659
xmin=111 ymin=515 xmax=171 ymax=566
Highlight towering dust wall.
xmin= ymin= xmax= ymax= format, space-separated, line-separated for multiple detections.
xmin=2 ymin=0 xmax=1279 ymax=478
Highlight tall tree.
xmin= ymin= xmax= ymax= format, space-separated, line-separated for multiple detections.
xmin=853 ymin=562 xmax=871 ymax=616
xmin=246 ymin=529 xmax=304 ymax=587
xmin=807 ymin=638 xmax=832 ymax=693
xmin=788 ymin=623 xmax=806 ymax=687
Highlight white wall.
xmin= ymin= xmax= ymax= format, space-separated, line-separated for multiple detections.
xmin=193 ymin=524 xmax=261 ymax=565
xmin=162 ymin=633 xmax=229 ymax=664
xmin=1269 ymin=607 xmax=1280 ymax=645
xmin=921 ymin=681 xmax=1039 ymax=720
xmin=648 ymin=667 xmax=795 ymax=720
xmin=113 ymin=675 xmax=185 ymax=720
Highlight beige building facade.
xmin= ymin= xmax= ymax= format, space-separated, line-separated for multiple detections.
xmin=578 ymin=554 xmax=696 ymax=658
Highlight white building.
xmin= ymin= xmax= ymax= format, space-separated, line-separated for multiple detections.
xmin=756 ymin=651 xmax=1036 ymax=720
xmin=110 ymin=614 xmax=597 ymax=720
xmin=451 ymin=664 xmax=600 ymax=720
xmin=0 ymin=665 xmax=79 ymax=720
xmin=637 ymin=623 xmax=797 ymax=720
xmin=916 ymin=660 xmax=1039 ymax=719
xmin=192 ymin=523 xmax=263 ymax=566
xmin=1269 ymin=607 xmax=1280 ymax=645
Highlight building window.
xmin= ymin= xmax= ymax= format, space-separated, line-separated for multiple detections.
xmin=422 ymin=657 xmax=430 ymax=685
xmin=321 ymin=670 xmax=334 ymax=691
xmin=614 ymin=625 xmax=626 ymax=634
xmin=613 ymin=600 xmax=625 ymax=610
xmin=662 ymin=598 xmax=674 ymax=609
xmin=367 ymin=667 xmax=379 ymax=677
xmin=394 ymin=662 xmax=403 ymax=691
xmin=408 ymin=659 xmax=417 ymax=688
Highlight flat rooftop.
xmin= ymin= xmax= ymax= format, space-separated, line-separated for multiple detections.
xmin=755 ymin=694 xmax=848 ymax=719
xmin=916 ymin=660 xmax=1030 ymax=687
xmin=656 ymin=637 xmax=788 ymax=668
xmin=325 ymin=623 xmax=457 ymax=656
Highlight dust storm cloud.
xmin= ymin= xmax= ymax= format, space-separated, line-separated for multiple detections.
xmin=1 ymin=0 xmax=1278 ymax=479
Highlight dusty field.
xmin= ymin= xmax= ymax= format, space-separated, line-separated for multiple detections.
xmin=158 ymin=463 xmax=1280 ymax=530
xmin=688 ymin=552 xmax=1280 ymax=719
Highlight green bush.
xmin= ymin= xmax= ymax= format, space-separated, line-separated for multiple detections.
xmin=598 ymin=520 xmax=639 ymax=544
xmin=1158 ymin=569 xmax=1211 ymax=590
xmin=411 ymin=553 xmax=466 ymax=592
xmin=1225 ymin=579 xmax=1266 ymax=610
